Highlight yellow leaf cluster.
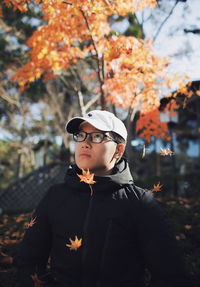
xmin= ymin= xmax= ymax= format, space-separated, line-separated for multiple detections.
xmin=5 ymin=0 xmax=157 ymax=89
xmin=100 ymin=36 xmax=169 ymax=113
xmin=4 ymin=0 xmax=191 ymax=141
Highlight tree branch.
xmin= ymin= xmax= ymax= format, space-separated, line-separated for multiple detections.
xmin=0 ymin=86 xmax=19 ymax=107
xmin=184 ymin=28 xmax=200 ymax=34
xmin=84 ymin=94 xmax=100 ymax=112
xmin=80 ymin=9 xmax=106 ymax=109
xmin=77 ymin=89 xmax=85 ymax=116
xmin=153 ymin=0 xmax=178 ymax=42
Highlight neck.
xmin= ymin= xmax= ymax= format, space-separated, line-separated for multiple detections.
xmin=92 ymin=165 xmax=114 ymax=176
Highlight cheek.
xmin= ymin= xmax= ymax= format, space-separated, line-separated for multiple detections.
xmin=74 ymin=144 xmax=80 ymax=161
xmin=100 ymin=145 xmax=116 ymax=160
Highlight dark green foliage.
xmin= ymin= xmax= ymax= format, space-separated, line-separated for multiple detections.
xmin=124 ymin=13 xmax=144 ymax=38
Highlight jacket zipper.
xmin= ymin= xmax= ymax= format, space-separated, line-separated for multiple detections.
xmin=97 ymin=219 xmax=112 ymax=287
xmin=81 ymin=189 xmax=95 ymax=276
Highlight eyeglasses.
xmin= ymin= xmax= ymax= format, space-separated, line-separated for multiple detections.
xmin=73 ymin=131 xmax=118 ymax=144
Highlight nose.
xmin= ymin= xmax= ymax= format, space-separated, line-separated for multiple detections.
xmin=81 ymin=134 xmax=92 ymax=148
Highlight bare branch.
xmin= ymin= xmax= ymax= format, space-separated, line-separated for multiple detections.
xmin=46 ymin=81 xmax=66 ymax=126
xmin=0 ymin=86 xmax=20 ymax=107
xmin=153 ymin=0 xmax=178 ymax=42
xmin=80 ymin=9 xmax=106 ymax=109
xmin=84 ymin=94 xmax=100 ymax=112
xmin=77 ymin=89 xmax=85 ymax=116
xmin=184 ymin=28 xmax=200 ymax=34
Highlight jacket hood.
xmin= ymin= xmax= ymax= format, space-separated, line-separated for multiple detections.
xmin=64 ymin=158 xmax=133 ymax=194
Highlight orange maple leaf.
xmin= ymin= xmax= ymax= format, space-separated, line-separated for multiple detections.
xmin=160 ymin=148 xmax=174 ymax=156
xmin=25 ymin=217 xmax=37 ymax=229
xmin=66 ymin=236 xmax=82 ymax=251
xmin=0 ymin=252 xmax=13 ymax=265
xmin=77 ymin=168 xmax=96 ymax=196
xmin=151 ymin=182 xmax=163 ymax=193
xmin=31 ymin=273 xmax=43 ymax=287
xmin=77 ymin=168 xmax=96 ymax=184
xmin=184 ymin=225 xmax=192 ymax=230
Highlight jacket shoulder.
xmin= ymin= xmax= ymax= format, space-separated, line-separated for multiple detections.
xmin=125 ymin=184 xmax=153 ymax=202
xmin=48 ymin=182 xmax=68 ymax=193
xmin=41 ymin=182 xmax=69 ymax=203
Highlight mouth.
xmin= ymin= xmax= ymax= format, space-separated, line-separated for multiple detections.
xmin=79 ymin=153 xmax=91 ymax=157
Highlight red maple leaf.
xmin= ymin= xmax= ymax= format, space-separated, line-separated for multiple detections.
xmin=25 ymin=217 xmax=37 ymax=229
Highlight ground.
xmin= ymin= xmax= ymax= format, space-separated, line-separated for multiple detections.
xmin=0 ymin=196 xmax=199 ymax=287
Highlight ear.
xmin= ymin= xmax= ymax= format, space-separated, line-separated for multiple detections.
xmin=114 ymin=143 xmax=125 ymax=159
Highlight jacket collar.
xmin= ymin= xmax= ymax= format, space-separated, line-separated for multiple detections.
xmin=64 ymin=158 xmax=133 ymax=194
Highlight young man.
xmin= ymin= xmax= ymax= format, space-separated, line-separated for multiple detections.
xmin=18 ymin=110 xmax=191 ymax=287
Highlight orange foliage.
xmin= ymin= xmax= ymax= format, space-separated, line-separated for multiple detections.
xmin=1 ymin=0 xmax=28 ymax=12
xmin=31 ymin=273 xmax=43 ymax=287
xmin=66 ymin=235 xmax=82 ymax=251
xmin=136 ymin=109 xmax=170 ymax=142
xmin=0 ymin=5 xmax=3 ymax=16
xmin=5 ymin=0 xmax=160 ymax=94
xmin=163 ymin=99 xmax=179 ymax=118
xmin=0 ymin=252 xmax=13 ymax=265
xmin=3 ymin=0 xmax=191 ymax=141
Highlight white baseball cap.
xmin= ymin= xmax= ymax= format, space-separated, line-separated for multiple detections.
xmin=66 ymin=110 xmax=127 ymax=141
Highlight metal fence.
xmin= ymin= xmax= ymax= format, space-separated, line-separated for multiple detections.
xmin=0 ymin=161 xmax=67 ymax=213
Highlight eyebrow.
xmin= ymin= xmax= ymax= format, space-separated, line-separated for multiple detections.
xmin=78 ymin=129 xmax=105 ymax=133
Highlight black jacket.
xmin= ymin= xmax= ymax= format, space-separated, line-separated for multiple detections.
xmin=17 ymin=159 xmax=190 ymax=287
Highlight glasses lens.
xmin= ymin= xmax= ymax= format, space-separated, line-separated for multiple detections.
xmin=91 ymin=132 xmax=104 ymax=143
xmin=73 ymin=132 xmax=86 ymax=142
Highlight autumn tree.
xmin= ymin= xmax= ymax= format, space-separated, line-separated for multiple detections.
xmin=1 ymin=0 xmax=191 ymax=156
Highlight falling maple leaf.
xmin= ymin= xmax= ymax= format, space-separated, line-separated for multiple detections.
xmin=77 ymin=168 xmax=96 ymax=184
xmin=184 ymin=225 xmax=192 ymax=230
xmin=25 ymin=217 xmax=37 ymax=229
xmin=151 ymin=182 xmax=163 ymax=193
xmin=31 ymin=273 xmax=43 ymax=287
xmin=176 ymin=233 xmax=186 ymax=241
xmin=66 ymin=236 xmax=82 ymax=251
xmin=160 ymin=148 xmax=174 ymax=156
xmin=0 ymin=252 xmax=13 ymax=265
xmin=77 ymin=168 xmax=96 ymax=196
xmin=142 ymin=144 xmax=146 ymax=158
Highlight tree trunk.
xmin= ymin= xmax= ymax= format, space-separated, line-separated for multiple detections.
xmin=169 ymin=126 xmax=178 ymax=196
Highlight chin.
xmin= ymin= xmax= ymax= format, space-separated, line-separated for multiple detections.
xmin=76 ymin=161 xmax=94 ymax=171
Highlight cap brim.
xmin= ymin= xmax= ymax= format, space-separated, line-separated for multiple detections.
xmin=66 ymin=117 xmax=112 ymax=134
xmin=65 ymin=117 xmax=85 ymax=133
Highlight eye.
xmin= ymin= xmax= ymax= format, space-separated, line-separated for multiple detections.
xmin=77 ymin=132 xmax=85 ymax=139
xmin=74 ymin=132 xmax=85 ymax=141
xmin=92 ymin=132 xmax=104 ymax=142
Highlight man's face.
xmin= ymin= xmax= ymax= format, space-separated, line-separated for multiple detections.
xmin=74 ymin=122 xmax=124 ymax=176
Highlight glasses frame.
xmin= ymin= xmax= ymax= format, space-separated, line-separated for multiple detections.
xmin=73 ymin=131 xmax=118 ymax=144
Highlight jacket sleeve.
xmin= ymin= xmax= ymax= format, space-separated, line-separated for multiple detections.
xmin=136 ymin=190 xmax=192 ymax=287
xmin=17 ymin=186 xmax=54 ymax=287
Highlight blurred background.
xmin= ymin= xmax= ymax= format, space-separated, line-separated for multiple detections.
xmin=0 ymin=0 xmax=199 ymax=286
